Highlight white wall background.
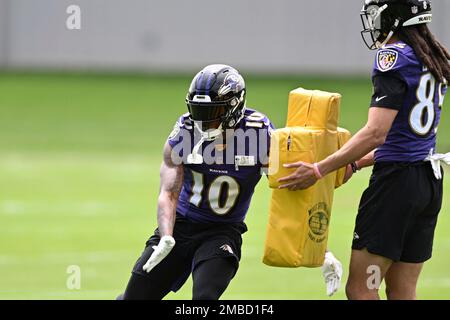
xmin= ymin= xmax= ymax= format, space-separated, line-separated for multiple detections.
xmin=0 ymin=0 xmax=449 ymax=74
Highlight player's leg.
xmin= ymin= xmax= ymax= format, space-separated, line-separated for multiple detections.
xmin=346 ymin=248 xmax=392 ymax=300
xmin=116 ymin=293 xmax=124 ymax=300
xmin=384 ymin=262 xmax=423 ymax=300
xmin=122 ymin=226 xmax=193 ymax=300
xmin=348 ymin=163 xmax=424 ymax=300
xmin=384 ymin=165 xmax=443 ymax=300
xmin=123 ymin=242 xmax=192 ymax=300
xmin=192 ymin=257 xmax=237 ymax=300
xmin=123 ymin=272 xmax=168 ymax=300
xmin=190 ymin=225 xmax=244 ymax=300
xmin=122 ymin=242 xmax=191 ymax=300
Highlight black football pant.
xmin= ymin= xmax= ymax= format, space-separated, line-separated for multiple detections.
xmin=122 ymin=257 xmax=236 ymax=300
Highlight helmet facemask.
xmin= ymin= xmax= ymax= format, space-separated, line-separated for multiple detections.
xmin=187 ymin=91 xmax=246 ymax=141
xmin=186 ymin=94 xmax=245 ymax=164
xmin=361 ymin=3 xmax=397 ymax=50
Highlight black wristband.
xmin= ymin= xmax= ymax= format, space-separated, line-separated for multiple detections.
xmin=351 ymin=162 xmax=359 ymax=173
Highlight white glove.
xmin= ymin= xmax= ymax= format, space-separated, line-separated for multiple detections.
xmin=322 ymin=251 xmax=343 ymax=297
xmin=425 ymin=149 xmax=450 ymax=180
xmin=142 ymin=235 xmax=176 ymax=273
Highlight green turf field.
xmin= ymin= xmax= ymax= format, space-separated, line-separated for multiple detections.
xmin=0 ymin=72 xmax=449 ymax=300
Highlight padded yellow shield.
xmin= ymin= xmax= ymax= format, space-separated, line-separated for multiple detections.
xmin=263 ymin=88 xmax=351 ymax=268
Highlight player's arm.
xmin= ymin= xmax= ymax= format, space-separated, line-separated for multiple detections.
xmin=342 ymin=150 xmax=376 ymax=183
xmin=279 ymin=72 xmax=405 ymax=190
xmin=278 ymin=107 xmax=398 ymax=190
xmin=355 ymin=150 xmax=376 ymax=170
xmin=143 ymin=142 xmax=183 ymax=273
xmin=318 ymin=107 xmax=397 ymax=175
xmin=157 ymin=142 xmax=184 ymax=237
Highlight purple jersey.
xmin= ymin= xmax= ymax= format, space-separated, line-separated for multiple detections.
xmin=371 ymin=42 xmax=447 ymax=162
xmin=167 ymin=108 xmax=274 ymax=223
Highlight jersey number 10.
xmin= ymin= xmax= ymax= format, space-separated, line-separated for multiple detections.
xmin=189 ymin=170 xmax=240 ymax=215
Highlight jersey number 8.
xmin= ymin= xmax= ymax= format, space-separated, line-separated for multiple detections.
xmin=409 ymin=72 xmax=446 ymax=136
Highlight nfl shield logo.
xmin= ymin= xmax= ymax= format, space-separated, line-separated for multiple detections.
xmin=377 ymin=49 xmax=398 ymax=72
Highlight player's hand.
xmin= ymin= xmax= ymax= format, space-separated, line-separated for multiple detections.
xmin=343 ymin=164 xmax=354 ymax=184
xmin=142 ymin=235 xmax=176 ymax=273
xmin=277 ymin=161 xmax=318 ymax=190
xmin=322 ymin=251 xmax=343 ymax=297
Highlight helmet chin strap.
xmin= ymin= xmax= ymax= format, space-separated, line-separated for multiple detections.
xmin=369 ymin=4 xmax=388 ymax=29
xmin=235 ymin=105 xmax=246 ymax=125
xmin=376 ymin=19 xmax=400 ymax=49
xmin=187 ymin=122 xmax=223 ymax=164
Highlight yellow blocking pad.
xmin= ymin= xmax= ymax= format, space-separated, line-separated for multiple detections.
xmin=286 ymin=88 xmax=340 ymax=130
xmin=263 ymin=88 xmax=351 ymax=268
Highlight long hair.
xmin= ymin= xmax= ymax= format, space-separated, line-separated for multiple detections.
xmin=398 ymin=24 xmax=450 ymax=83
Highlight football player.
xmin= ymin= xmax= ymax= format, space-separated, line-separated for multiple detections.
xmin=119 ymin=64 xmax=343 ymax=300
xmin=277 ymin=0 xmax=449 ymax=300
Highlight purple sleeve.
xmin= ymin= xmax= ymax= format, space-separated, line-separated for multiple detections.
xmin=260 ymin=118 xmax=275 ymax=168
xmin=167 ymin=115 xmax=186 ymax=148
xmin=372 ymin=45 xmax=412 ymax=79
xmin=166 ymin=114 xmax=192 ymax=160
xmin=267 ymin=121 xmax=275 ymax=152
